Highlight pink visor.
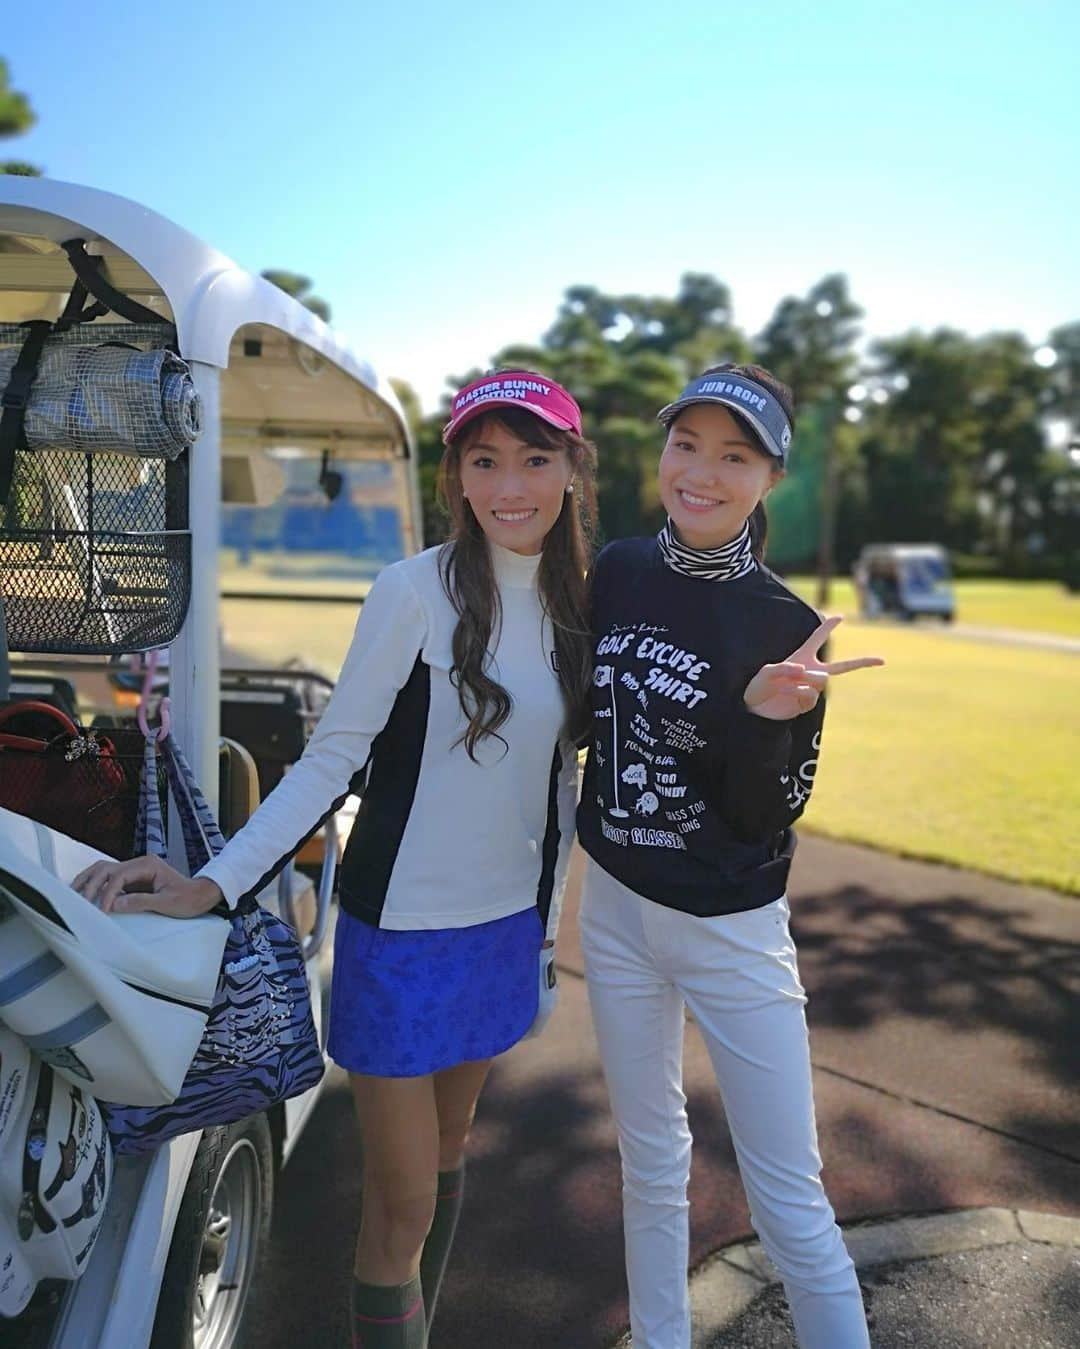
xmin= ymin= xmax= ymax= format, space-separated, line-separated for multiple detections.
xmin=442 ymin=371 xmax=583 ymax=444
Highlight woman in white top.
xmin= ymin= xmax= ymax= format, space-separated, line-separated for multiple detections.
xmin=74 ymin=369 xmax=596 ymax=1349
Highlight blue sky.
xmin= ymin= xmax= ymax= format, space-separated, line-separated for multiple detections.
xmin=4 ymin=1 xmax=1077 ymax=408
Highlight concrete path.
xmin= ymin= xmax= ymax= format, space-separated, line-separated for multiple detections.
xmin=691 ymin=1208 xmax=1080 ymax=1347
xmin=942 ymin=624 xmax=1080 ymax=654
xmin=251 ymin=836 xmax=1079 ymax=1347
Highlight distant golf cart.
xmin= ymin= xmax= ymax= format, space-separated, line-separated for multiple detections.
xmin=853 ymin=544 xmax=955 ymax=622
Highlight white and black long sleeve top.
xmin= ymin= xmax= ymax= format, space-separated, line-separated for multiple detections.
xmin=198 ymin=543 xmax=577 ymax=933
xmin=577 ymin=532 xmax=824 ymax=917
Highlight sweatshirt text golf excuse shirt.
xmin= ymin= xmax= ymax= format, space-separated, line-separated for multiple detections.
xmin=198 ymin=543 xmax=577 ymax=932
xmin=577 ymin=537 xmax=825 ymax=917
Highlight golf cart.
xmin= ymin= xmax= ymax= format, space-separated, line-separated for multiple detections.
xmin=853 ymin=543 xmax=955 ymax=622
xmin=0 ymin=176 xmax=419 ymax=1349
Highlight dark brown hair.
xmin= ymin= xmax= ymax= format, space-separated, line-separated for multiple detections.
xmin=437 ymin=396 xmax=597 ymax=760
xmin=696 ymin=362 xmax=796 ymax=562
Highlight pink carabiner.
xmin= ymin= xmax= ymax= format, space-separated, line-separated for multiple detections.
xmin=135 ymin=649 xmax=170 ymax=742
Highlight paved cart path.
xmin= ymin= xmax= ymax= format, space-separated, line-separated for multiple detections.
xmin=251 ymin=836 xmax=1079 ymax=1348
xmin=941 ymin=623 xmax=1080 ymax=654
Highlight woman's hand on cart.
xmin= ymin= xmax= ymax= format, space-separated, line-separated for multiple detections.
xmin=72 ymin=855 xmax=225 ymax=917
xmin=743 ymin=617 xmax=884 ymax=721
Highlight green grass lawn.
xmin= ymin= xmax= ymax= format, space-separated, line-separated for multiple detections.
xmin=221 ymin=594 xmax=366 ymax=676
xmin=219 ymin=549 xmax=380 ymax=597
xmin=786 ymin=575 xmax=1080 ymax=638
xmin=803 ymin=620 xmax=1079 ymax=895
xmin=218 ymin=549 xmax=374 ymax=674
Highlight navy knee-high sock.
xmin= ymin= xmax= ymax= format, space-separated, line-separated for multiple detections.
xmin=350 ymin=1275 xmax=426 ymax=1348
xmin=419 ymin=1165 xmax=465 ymax=1329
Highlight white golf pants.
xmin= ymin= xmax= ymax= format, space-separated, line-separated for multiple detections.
xmin=580 ymin=859 xmax=869 ymax=1349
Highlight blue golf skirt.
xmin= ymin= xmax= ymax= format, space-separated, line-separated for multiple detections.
xmin=327 ymin=904 xmax=543 ymax=1077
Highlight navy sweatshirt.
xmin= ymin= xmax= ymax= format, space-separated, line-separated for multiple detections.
xmin=576 ymin=536 xmax=825 ymax=917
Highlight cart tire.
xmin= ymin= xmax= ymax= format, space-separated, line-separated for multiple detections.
xmin=150 ymin=1115 xmax=274 ymax=1349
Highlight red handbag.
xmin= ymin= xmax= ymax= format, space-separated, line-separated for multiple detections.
xmin=0 ymin=700 xmax=127 ymax=848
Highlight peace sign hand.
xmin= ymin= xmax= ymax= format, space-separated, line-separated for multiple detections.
xmin=743 ymin=616 xmax=884 ymax=721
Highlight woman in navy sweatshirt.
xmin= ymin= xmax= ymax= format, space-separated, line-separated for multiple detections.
xmin=577 ymin=363 xmax=882 ymax=1349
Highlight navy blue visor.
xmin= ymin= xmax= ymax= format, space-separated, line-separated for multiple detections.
xmin=657 ymin=373 xmax=793 ymax=464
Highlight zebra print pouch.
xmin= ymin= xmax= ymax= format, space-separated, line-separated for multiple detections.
xmin=99 ymin=733 xmax=324 ymax=1155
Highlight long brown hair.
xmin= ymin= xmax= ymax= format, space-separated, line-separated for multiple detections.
xmin=437 ymin=401 xmax=597 ymax=760
xmin=697 ymin=362 xmax=796 ymax=562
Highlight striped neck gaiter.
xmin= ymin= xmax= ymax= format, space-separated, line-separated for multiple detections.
xmin=657 ymin=519 xmax=757 ymax=582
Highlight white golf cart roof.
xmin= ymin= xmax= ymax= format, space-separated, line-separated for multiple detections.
xmin=0 ymin=176 xmax=410 ymax=459
xmin=0 ymin=176 xmax=422 ymax=805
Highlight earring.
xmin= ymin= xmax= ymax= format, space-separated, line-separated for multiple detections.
xmin=565 ymin=484 xmax=574 ymax=495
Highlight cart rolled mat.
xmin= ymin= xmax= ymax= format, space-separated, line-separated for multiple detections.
xmin=0 ymin=338 xmax=201 ymax=462
xmin=0 ymin=806 xmax=227 ymax=1106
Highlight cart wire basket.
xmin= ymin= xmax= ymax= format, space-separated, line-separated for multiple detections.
xmin=0 ymin=323 xmax=193 ymax=656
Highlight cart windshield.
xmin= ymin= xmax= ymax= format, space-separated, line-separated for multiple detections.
xmin=901 ymin=554 xmax=950 ymax=594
